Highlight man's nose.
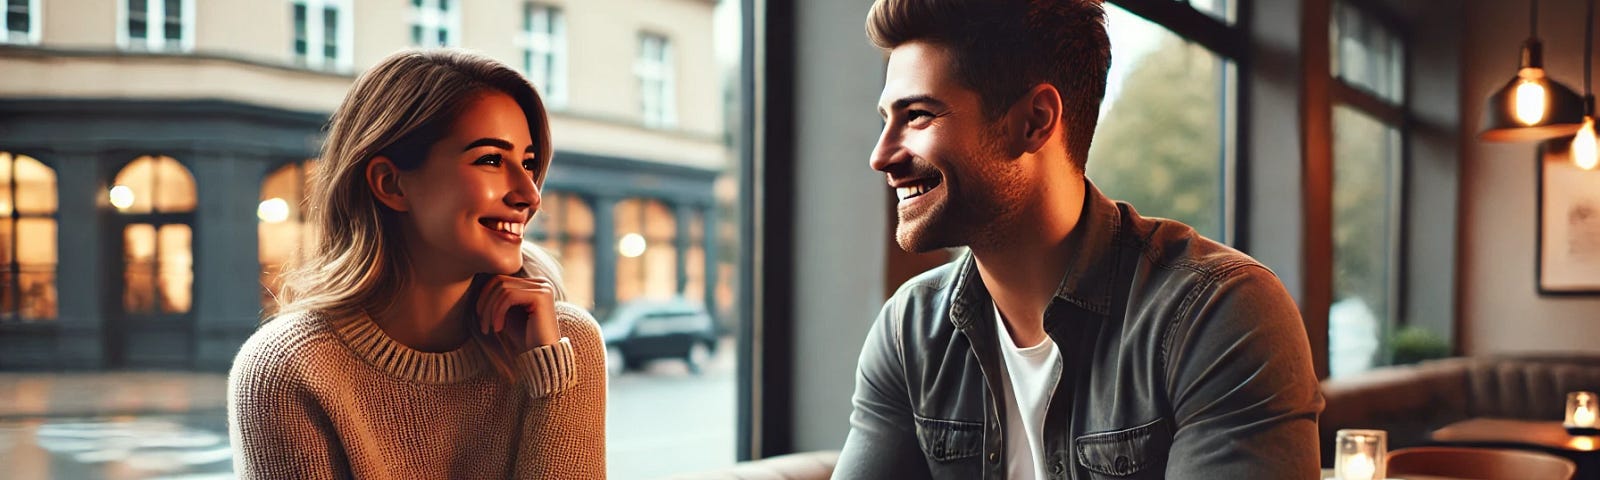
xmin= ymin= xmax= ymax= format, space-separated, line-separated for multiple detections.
xmin=870 ymin=124 xmax=902 ymax=172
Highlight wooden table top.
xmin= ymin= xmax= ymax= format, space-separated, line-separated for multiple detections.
xmin=1430 ymin=418 xmax=1600 ymax=452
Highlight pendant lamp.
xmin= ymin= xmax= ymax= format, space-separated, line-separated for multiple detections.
xmin=1480 ymin=0 xmax=1586 ymax=142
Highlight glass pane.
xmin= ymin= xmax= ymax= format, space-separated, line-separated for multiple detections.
xmin=1188 ymin=0 xmax=1235 ymax=24
xmin=113 ymin=155 xmax=197 ymax=214
xmin=323 ymin=7 xmax=338 ymax=61
xmin=1329 ymin=105 xmax=1400 ymax=378
xmin=1332 ymin=0 xmax=1404 ymax=104
xmin=1087 ymin=4 xmax=1229 ymax=241
xmin=123 ymin=224 xmax=156 ymax=314
xmin=293 ymin=4 xmax=307 ymax=57
xmin=158 ymin=224 xmax=193 ymax=314
xmin=562 ymin=240 xmax=594 ymax=310
xmin=6 ymin=10 xmax=25 ymax=34
xmin=643 ymin=200 xmax=675 ymax=240
xmin=17 ymin=218 xmax=55 ymax=321
xmin=12 ymin=155 xmax=56 ymax=215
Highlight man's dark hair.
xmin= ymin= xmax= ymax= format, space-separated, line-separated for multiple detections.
xmin=867 ymin=0 xmax=1110 ymax=171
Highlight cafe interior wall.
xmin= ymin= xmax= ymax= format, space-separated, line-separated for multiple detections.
xmin=1459 ymin=0 xmax=1600 ymax=354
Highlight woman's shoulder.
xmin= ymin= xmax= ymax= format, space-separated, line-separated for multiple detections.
xmin=229 ymin=311 xmax=345 ymax=382
xmin=553 ymin=302 xmax=602 ymax=344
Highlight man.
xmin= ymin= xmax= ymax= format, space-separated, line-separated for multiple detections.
xmin=834 ymin=1 xmax=1323 ymax=479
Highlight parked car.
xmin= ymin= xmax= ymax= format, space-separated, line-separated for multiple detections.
xmin=600 ymin=298 xmax=718 ymax=375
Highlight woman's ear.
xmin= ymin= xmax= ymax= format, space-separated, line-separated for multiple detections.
xmin=367 ymin=156 xmax=410 ymax=212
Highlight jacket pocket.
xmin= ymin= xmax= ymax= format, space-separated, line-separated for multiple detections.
xmin=913 ymin=414 xmax=984 ymax=463
xmin=1074 ymin=417 xmax=1170 ymax=478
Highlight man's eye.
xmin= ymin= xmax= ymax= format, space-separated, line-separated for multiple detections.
xmin=474 ymin=154 xmax=503 ymax=166
xmin=907 ymin=110 xmax=935 ymax=123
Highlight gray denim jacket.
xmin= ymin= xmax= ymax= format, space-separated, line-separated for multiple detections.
xmin=834 ymin=181 xmax=1323 ymax=480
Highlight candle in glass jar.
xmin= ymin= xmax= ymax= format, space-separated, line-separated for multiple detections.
xmin=1341 ymin=452 xmax=1375 ymax=480
xmin=1567 ymin=391 xmax=1600 ymax=435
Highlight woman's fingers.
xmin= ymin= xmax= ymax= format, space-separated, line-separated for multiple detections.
xmin=476 ymin=275 xmax=559 ymax=351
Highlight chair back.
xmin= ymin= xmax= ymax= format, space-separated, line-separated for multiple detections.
xmin=1386 ymin=446 xmax=1575 ymax=480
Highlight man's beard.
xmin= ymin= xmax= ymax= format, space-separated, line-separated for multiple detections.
xmin=894 ymin=157 xmax=1024 ymax=254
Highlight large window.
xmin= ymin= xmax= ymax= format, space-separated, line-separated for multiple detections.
xmin=518 ymin=3 xmax=567 ymax=109
xmin=614 ymin=198 xmax=678 ymax=303
xmin=527 ymin=191 xmax=595 ymax=310
xmin=1088 ymin=3 xmax=1237 ymax=242
xmin=292 ymin=0 xmax=352 ymax=72
xmin=122 ymin=0 xmax=192 ymax=52
xmin=112 ymin=155 xmax=197 ymax=316
xmin=409 ymin=0 xmax=458 ymax=48
xmin=3 ymin=0 xmax=38 ymax=45
xmin=0 ymin=152 xmax=56 ymax=323
xmin=1328 ymin=0 xmax=1406 ymax=378
xmin=636 ymin=33 xmax=676 ymax=129
xmin=258 ymin=161 xmax=318 ymax=313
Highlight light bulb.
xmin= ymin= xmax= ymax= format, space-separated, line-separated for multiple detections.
xmin=1575 ymin=117 xmax=1600 ymax=170
xmin=618 ymin=233 xmax=648 ymax=258
xmin=109 ymin=185 xmax=135 ymax=210
xmin=258 ymin=197 xmax=291 ymax=223
xmin=1515 ymin=78 xmax=1549 ymax=125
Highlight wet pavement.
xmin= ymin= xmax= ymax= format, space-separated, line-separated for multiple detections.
xmin=0 ymin=338 xmax=738 ymax=480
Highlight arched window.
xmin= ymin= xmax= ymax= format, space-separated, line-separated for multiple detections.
xmin=259 ymin=160 xmax=318 ymax=311
xmin=0 ymin=152 xmax=57 ymax=322
xmin=527 ymin=191 xmax=594 ymax=310
xmin=112 ymin=155 xmax=196 ymax=315
xmin=614 ymin=197 xmax=676 ymax=303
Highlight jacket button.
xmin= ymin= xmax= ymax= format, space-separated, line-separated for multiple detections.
xmin=1051 ymin=462 xmax=1064 ymax=473
xmin=988 ymin=452 xmax=1000 ymax=464
xmin=1114 ymin=455 xmax=1131 ymax=471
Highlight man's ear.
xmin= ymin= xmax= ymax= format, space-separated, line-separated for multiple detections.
xmin=1016 ymin=83 xmax=1063 ymax=155
xmin=366 ymin=156 xmax=410 ymax=212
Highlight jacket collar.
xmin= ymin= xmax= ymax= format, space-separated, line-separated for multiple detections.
xmin=949 ymin=178 xmax=1122 ymax=330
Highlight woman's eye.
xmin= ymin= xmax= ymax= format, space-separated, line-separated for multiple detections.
xmin=474 ymin=153 xmax=503 ymax=166
xmin=522 ymin=158 xmax=539 ymax=171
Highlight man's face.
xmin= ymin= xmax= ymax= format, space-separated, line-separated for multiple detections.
xmin=872 ymin=41 xmax=1025 ymax=253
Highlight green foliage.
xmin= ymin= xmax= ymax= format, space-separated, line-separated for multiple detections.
xmin=1087 ymin=36 xmax=1223 ymax=239
xmin=1390 ymin=326 xmax=1452 ymax=365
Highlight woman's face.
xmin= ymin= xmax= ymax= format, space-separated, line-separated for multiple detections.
xmin=396 ymin=90 xmax=542 ymax=279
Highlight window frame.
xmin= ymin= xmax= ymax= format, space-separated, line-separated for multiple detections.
xmin=408 ymin=0 xmax=460 ymax=48
xmin=518 ymin=3 xmax=568 ymax=109
xmin=118 ymin=0 xmax=196 ymax=53
xmin=0 ymin=152 xmax=57 ymax=323
xmin=636 ymin=32 xmax=677 ymax=129
xmin=1326 ymin=0 xmax=1410 ymax=374
xmin=2 ymin=0 xmax=41 ymax=45
xmin=290 ymin=0 xmax=354 ymax=73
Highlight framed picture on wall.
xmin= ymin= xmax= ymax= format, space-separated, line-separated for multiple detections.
xmin=1537 ymin=142 xmax=1600 ymax=295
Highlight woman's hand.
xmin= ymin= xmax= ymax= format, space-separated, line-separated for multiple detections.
xmin=475 ymin=274 xmax=561 ymax=353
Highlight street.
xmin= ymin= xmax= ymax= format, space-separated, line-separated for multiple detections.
xmin=0 ymin=338 xmax=739 ymax=479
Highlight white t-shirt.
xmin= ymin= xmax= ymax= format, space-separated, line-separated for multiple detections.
xmin=994 ymin=302 xmax=1063 ymax=480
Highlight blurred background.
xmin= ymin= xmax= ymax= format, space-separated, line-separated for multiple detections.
xmin=4 ymin=0 xmax=1600 ymax=478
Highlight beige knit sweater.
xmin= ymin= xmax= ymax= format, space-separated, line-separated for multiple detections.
xmin=227 ymin=302 xmax=606 ymax=479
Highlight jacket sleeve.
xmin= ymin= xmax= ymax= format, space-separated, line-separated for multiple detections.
xmin=516 ymin=302 xmax=607 ymax=479
xmin=833 ymin=298 xmax=932 ymax=479
xmin=227 ymin=337 xmax=348 ymax=480
xmin=1163 ymin=265 xmax=1325 ymax=479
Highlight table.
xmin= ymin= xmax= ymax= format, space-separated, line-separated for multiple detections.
xmin=1318 ymin=468 xmax=1464 ymax=480
xmin=1429 ymin=418 xmax=1600 ymax=479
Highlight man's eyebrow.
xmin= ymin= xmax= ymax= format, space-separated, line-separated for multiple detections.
xmin=879 ymin=94 xmax=947 ymax=118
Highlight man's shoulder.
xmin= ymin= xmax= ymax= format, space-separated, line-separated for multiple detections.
xmin=1118 ymin=202 xmax=1270 ymax=282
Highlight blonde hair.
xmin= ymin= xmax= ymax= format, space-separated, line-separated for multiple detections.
xmin=273 ymin=49 xmax=561 ymax=382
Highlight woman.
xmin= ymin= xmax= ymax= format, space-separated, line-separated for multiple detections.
xmin=227 ymin=49 xmax=606 ymax=479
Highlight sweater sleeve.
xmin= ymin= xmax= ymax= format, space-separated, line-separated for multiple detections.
xmin=516 ymin=337 xmax=578 ymax=399
xmin=227 ymin=328 xmax=349 ymax=480
xmin=517 ymin=302 xmax=608 ymax=478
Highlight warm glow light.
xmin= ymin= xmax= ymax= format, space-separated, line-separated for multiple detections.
xmin=1575 ymin=118 xmax=1600 ymax=170
xmin=1574 ymin=436 xmax=1597 ymax=451
xmin=109 ymin=185 xmax=135 ymax=210
xmin=618 ymin=233 xmax=647 ymax=258
xmin=1340 ymin=452 xmax=1376 ymax=480
xmin=257 ymin=198 xmax=291 ymax=223
xmin=1578 ymin=404 xmax=1596 ymax=426
xmin=1515 ymin=78 xmax=1549 ymax=125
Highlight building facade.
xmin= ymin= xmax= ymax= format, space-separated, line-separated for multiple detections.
xmin=0 ymin=0 xmax=729 ymax=369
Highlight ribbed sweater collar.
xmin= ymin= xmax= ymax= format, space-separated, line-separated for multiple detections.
xmin=328 ymin=312 xmax=488 ymax=384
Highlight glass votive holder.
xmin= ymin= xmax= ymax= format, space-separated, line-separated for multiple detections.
xmin=1565 ymin=391 xmax=1600 ymax=436
xmin=1333 ymin=429 xmax=1387 ymax=480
